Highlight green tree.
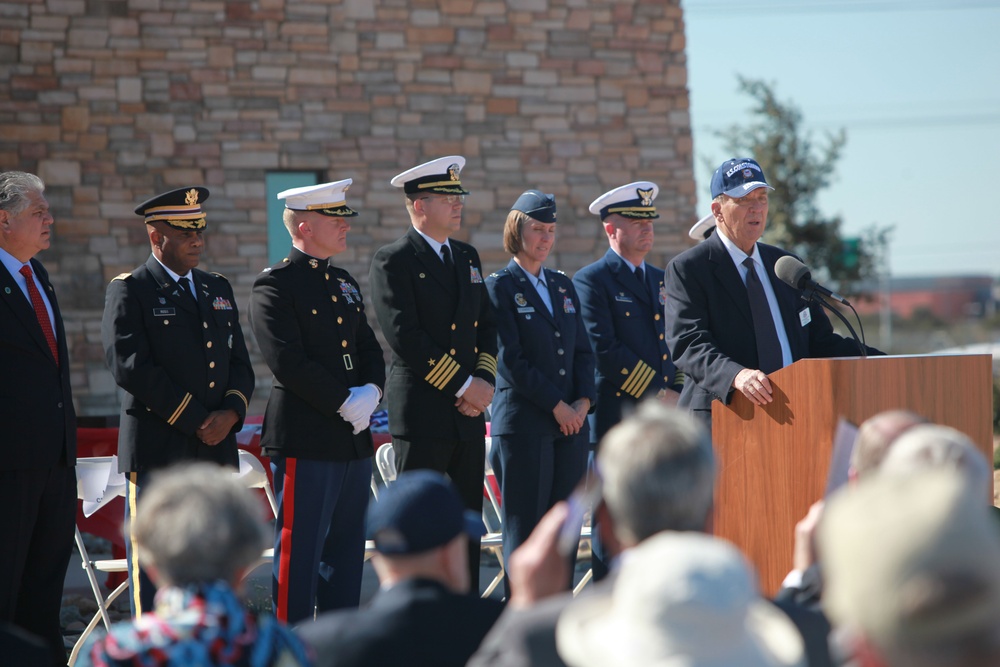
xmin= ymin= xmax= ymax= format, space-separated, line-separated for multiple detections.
xmin=714 ymin=77 xmax=887 ymax=287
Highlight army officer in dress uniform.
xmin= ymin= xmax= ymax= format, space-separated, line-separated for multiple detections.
xmin=102 ymin=186 xmax=255 ymax=615
xmin=573 ymin=181 xmax=684 ymax=580
xmin=485 ymin=191 xmax=595 ymax=592
xmin=369 ymin=156 xmax=498 ymax=592
xmin=250 ymin=179 xmax=385 ymax=624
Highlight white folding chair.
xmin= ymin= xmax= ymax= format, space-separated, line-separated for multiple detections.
xmin=70 ymin=457 xmax=129 ymax=667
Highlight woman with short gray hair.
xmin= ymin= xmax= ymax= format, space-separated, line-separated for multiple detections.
xmin=77 ymin=462 xmax=313 ymax=666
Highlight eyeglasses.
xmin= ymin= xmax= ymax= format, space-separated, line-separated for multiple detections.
xmin=420 ymin=195 xmax=466 ymax=205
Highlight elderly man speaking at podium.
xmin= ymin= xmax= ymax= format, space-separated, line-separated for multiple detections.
xmin=664 ymin=158 xmax=881 ymax=427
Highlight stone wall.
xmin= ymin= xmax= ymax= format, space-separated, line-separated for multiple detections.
xmin=0 ymin=0 xmax=696 ymax=416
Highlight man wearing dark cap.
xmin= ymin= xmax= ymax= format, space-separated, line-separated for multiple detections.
xmin=296 ymin=470 xmax=504 ymax=667
xmin=573 ymin=181 xmax=683 ymax=580
xmin=102 ymin=186 xmax=254 ymax=615
xmin=664 ymin=158 xmax=879 ymax=427
xmin=250 ymin=179 xmax=385 ymax=624
xmin=369 ymin=156 xmax=498 ymax=591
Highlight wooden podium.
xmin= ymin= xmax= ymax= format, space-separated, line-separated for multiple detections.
xmin=711 ymin=354 xmax=995 ymax=595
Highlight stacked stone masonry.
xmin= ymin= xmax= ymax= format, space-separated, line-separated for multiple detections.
xmin=0 ymin=0 xmax=696 ymax=415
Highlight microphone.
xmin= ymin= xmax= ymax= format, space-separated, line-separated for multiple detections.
xmin=774 ymin=256 xmax=850 ymax=305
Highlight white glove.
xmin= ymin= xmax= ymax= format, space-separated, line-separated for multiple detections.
xmin=338 ymin=384 xmax=381 ymax=433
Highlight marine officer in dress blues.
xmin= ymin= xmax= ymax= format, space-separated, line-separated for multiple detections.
xmin=102 ymin=186 xmax=255 ymax=615
xmin=485 ymin=190 xmax=595 ymax=593
xmin=250 ymin=179 xmax=385 ymax=624
xmin=573 ymin=181 xmax=683 ymax=580
xmin=369 ymin=156 xmax=498 ymax=592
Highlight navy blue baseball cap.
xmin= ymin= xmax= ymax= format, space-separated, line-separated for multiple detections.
xmin=368 ymin=470 xmax=485 ymax=555
xmin=710 ymin=158 xmax=774 ymax=199
xmin=511 ymin=190 xmax=557 ymax=223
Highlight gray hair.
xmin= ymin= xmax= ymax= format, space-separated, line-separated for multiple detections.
xmin=0 ymin=171 xmax=45 ymax=216
xmin=880 ymin=424 xmax=992 ymax=497
xmin=598 ymin=401 xmax=715 ymax=544
xmin=850 ymin=409 xmax=927 ymax=479
xmin=131 ymin=462 xmax=268 ymax=587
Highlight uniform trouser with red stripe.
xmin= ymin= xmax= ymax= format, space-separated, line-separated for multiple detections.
xmin=271 ymin=455 xmax=371 ymax=625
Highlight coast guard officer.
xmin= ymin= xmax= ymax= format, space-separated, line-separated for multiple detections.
xmin=486 ymin=190 xmax=595 ymax=592
xmin=573 ymin=181 xmax=683 ymax=579
xmin=369 ymin=156 xmax=498 ymax=591
xmin=102 ymin=186 xmax=254 ymax=614
xmin=250 ymin=179 xmax=385 ymax=624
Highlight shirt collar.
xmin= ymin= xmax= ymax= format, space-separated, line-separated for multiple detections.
xmin=716 ymin=229 xmax=762 ymax=268
xmin=414 ymin=227 xmax=450 ymax=256
xmin=152 ymin=254 xmax=193 ymax=284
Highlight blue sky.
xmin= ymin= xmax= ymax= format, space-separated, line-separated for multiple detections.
xmin=683 ymin=0 xmax=1000 ymax=277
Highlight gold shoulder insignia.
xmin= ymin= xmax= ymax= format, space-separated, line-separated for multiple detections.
xmin=112 ymin=272 xmax=131 ymax=281
xmin=210 ymin=272 xmax=229 ymax=280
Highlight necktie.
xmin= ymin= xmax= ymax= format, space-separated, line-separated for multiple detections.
xmin=634 ymin=265 xmax=644 ymax=284
xmin=440 ymin=244 xmax=453 ymax=269
xmin=177 ymin=276 xmax=198 ymax=306
xmin=19 ymin=264 xmax=59 ymax=366
xmin=742 ymin=257 xmax=783 ymax=374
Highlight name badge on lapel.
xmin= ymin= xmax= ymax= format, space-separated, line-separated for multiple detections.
xmin=799 ymin=307 xmax=812 ymax=327
xmin=615 ymin=293 xmax=633 ymax=303
xmin=470 ymin=266 xmax=483 ymax=284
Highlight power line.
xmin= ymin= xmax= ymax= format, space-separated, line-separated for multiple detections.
xmin=684 ymin=0 xmax=999 ymax=16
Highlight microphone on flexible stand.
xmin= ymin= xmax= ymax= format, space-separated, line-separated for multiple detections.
xmin=774 ymin=255 xmax=868 ymax=358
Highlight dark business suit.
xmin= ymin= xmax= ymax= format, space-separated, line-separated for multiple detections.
xmin=573 ymin=249 xmax=682 ymax=443
xmin=0 ymin=256 xmax=76 ymax=666
xmin=664 ymin=231 xmax=878 ymax=417
xmin=369 ymin=227 xmax=498 ymax=588
xmin=250 ymin=247 xmax=385 ymax=623
xmin=486 ymin=261 xmax=594 ymax=584
xmin=296 ymin=578 xmax=503 ymax=667
xmin=102 ymin=255 xmax=254 ymax=612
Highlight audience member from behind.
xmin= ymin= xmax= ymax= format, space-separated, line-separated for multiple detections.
xmin=557 ymin=531 xmax=805 ymax=667
xmin=819 ymin=469 xmax=1000 ymax=667
xmin=469 ymin=401 xmax=716 ymax=667
xmin=77 ymin=462 xmax=312 ymax=667
xmin=297 ymin=470 xmax=502 ymax=667
xmin=849 ymin=409 xmax=927 ymax=481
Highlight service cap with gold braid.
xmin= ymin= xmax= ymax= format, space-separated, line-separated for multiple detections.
xmin=589 ymin=181 xmax=660 ymax=221
xmin=135 ymin=186 xmax=209 ymax=230
xmin=390 ymin=155 xmax=470 ymax=196
xmin=278 ymin=178 xmax=359 ymax=217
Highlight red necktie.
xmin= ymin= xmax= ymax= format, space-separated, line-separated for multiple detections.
xmin=19 ymin=264 xmax=59 ymax=366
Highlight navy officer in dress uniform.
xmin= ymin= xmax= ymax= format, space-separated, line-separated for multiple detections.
xmin=369 ymin=156 xmax=498 ymax=592
xmin=249 ymin=179 xmax=385 ymax=624
xmin=485 ymin=190 xmax=595 ymax=593
xmin=102 ymin=186 xmax=254 ymax=615
xmin=573 ymin=181 xmax=683 ymax=580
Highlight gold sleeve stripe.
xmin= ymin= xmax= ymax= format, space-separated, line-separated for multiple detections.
xmin=475 ymin=353 xmax=497 ymax=376
xmin=674 ymin=370 xmax=686 ymax=386
xmin=425 ymin=354 xmax=461 ymax=390
xmin=621 ymin=361 xmax=655 ymax=398
xmin=225 ymin=389 xmax=249 ymax=412
xmin=167 ymin=393 xmax=192 ymax=425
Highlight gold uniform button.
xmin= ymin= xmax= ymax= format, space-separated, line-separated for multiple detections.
xmin=616 ymin=391 xmax=621 ymax=397
xmin=203 ymin=321 xmax=208 ymax=329
xmin=163 ymin=319 xmax=169 ymax=325
xmin=210 ymin=362 xmax=215 ymax=368
xmin=207 ymin=341 xmax=213 ymax=348
xmin=662 ymin=354 xmax=668 ymax=361
xmin=209 ymin=381 xmax=216 ymax=388
xmin=311 ymin=309 xmax=317 ymax=315
xmin=474 ymin=321 xmax=478 ymax=327
xmin=663 ymin=376 xmax=669 ymax=382
xmin=655 ymin=314 xmax=661 ymax=321
xmin=625 ymin=311 xmax=630 ymax=317
xmin=337 ymin=317 xmax=343 ymax=324
xmin=659 ymin=334 xmax=664 ymax=340
xmin=474 ymin=347 xmax=478 ymax=353
xmin=342 ymin=340 xmax=348 ymax=348
xmin=332 ymin=296 xmax=338 ymax=302
xmin=450 ymin=348 xmax=456 ymax=355
xmin=451 ymin=324 xmax=456 ymax=331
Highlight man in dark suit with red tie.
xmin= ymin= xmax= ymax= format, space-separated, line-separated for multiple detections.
xmin=0 ymin=171 xmax=77 ymax=666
